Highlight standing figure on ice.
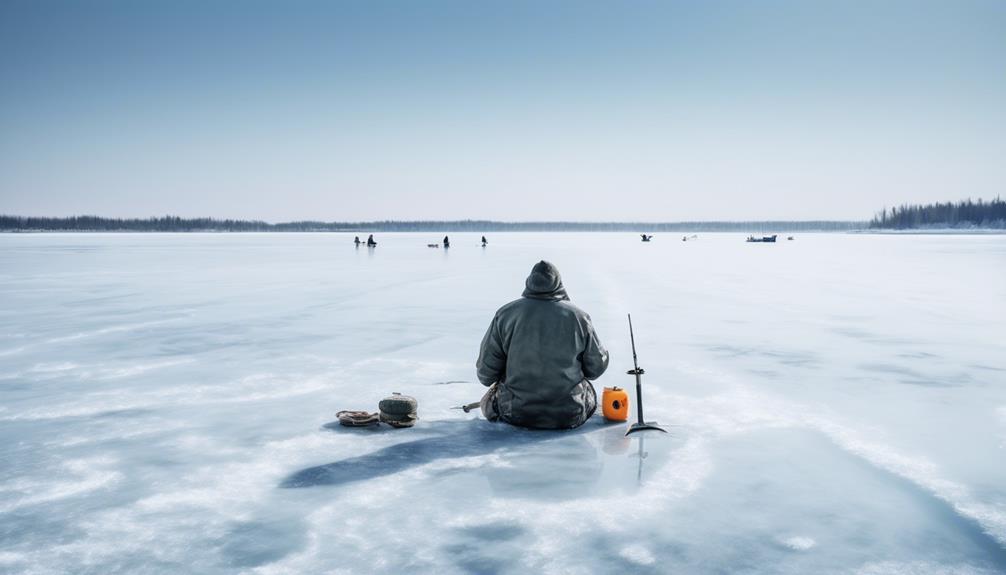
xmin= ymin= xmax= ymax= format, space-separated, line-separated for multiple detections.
xmin=476 ymin=260 xmax=609 ymax=429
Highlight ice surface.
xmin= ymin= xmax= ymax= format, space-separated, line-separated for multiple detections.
xmin=0 ymin=232 xmax=1004 ymax=574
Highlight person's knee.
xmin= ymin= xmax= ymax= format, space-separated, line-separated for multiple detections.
xmin=480 ymin=384 xmax=500 ymax=421
xmin=480 ymin=403 xmax=498 ymax=421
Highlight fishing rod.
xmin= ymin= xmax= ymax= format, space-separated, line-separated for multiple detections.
xmin=625 ymin=313 xmax=667 ymax=436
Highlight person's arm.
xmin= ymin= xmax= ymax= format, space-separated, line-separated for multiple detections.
xmin=476 ymin=314 xmax=506 ymax=386
xmin=581 ymin=316 xmax=609 ymax=380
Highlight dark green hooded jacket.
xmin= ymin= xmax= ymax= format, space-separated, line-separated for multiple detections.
xmin=476 ymin=261 xmax=609 ymax=429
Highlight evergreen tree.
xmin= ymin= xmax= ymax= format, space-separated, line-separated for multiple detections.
xmin=869 ymin=197 xmax=1005 ymax=229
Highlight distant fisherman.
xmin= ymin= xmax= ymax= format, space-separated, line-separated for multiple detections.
xmin=476 ymin=261 xmax=609 ymax=429
xmin=367 ymin=234 xmax=377 ymax=247
xmin=354 ymin=236 xmax=361 ymax=246
xmin=443 ymin=235 xmax=450 ymax=248
xmin=481 ymin=236 xmax=488 ymax=246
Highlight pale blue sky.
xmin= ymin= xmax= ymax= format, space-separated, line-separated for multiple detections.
xmin=1 ymin=0 xmax=1003 ymax=221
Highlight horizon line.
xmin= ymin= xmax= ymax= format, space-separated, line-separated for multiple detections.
xmin=1 ymin=214 xmax=867 ymax=225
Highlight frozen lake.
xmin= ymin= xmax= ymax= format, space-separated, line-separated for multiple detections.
xmin=1 ymin=232 xmax=1004 ymax=574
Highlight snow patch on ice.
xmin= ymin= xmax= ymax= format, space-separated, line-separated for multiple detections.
xmin=28 ymin=361 xmax=80 ymax=373
xmin=44 ymin=317 xmax=183 ymax=343
xmin=778 ymin=535 xmax=816 ymax=550
xmin=1 ymin=358 xmax=194 ymax=384
xmin=0 ymin=371 xmax=333 ymax=421
xmin=996 ymin=406 xmax=1006 ymax=448
xmin=0 ymin=346 xmax=26 ymax=357
xmin=0 ymin=552 xmax=26 ymax=566
xmin=95 ymin=358 xmax=195 ymax=379
xmin=619 ymin=544 xmax=656 ymax=565
xmin=46 ymin=419 xmax=189 ymax=448
xmin=855 ymin=560 xmax=1001 ymax=575
xmin=351 ymin=357 xmax=457 ymax=381
xmin=0 ymin=457 xmax=122 ymax=512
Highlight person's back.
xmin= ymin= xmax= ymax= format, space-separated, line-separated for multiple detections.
xmin=476 ymin=261 xmax=609 ymax=429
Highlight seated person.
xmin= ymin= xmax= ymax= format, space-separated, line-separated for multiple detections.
xmin=476 ymin=260 xmax=609 ymax=429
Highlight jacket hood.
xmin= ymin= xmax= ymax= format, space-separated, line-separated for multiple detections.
xmin=522 ymin=260 xmax=569 ymax=301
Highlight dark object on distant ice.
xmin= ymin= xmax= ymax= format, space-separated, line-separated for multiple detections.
xmin=682 ymin=234 xmax=698 ymax=241
xmin=366 ymin=234 xmax=377 ymax=247
xmin=640 ymin=234 xmax=652 ymax=242
xmin=788 ymin=236 xmax=794 ymax=240
xmin=481 ymin=235 xmax=487 ymax=247
xmin=354 ymin=236 xmax=361 ymax=246
xmin=428 ymin=243 xmax=440 ymax=248
xmin=443 ymin=235 xmax=450 ymax=248
xmin=746 ymin=234 xmax=778 ymax=243
xmin=624 ymin=314 xmax=667 ymax=436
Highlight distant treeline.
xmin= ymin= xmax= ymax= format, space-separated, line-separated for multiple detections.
xmin=870 ymin=197 xmax=1005 ymax=229
xmin=0 ymin=215 xmax=863 ymax=233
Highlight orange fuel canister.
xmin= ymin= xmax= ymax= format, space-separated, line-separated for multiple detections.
xmin=601 ymin=386 xmax=629 ymax=422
